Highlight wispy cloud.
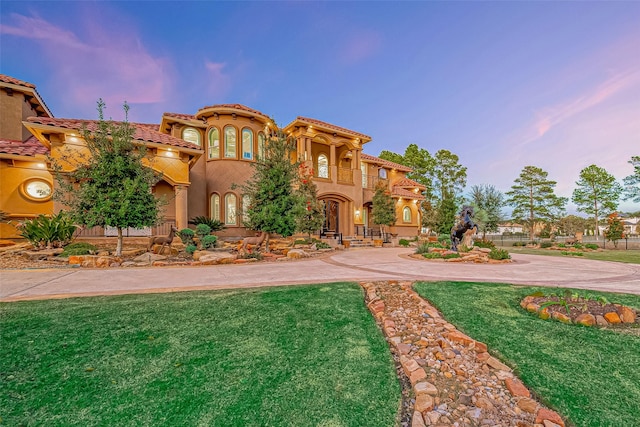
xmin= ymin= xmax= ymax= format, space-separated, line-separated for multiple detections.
xmin=532 ymin=70 xmax=640 ymax=140
xmin=1 ymin=12 xmax=172 ymax=116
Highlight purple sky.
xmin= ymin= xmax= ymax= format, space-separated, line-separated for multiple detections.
xmin=2 ymin=1 xmax=639 ymax=213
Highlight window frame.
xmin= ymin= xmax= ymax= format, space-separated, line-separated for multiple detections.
xmin=402 ymin=206 xmax=412 ymax=223
xmin=210 ymin=193 xmax=221 ymax=221
xmin=208 ymin=127 xmax=220 ymax=159
xmin=182 ymin=127 xmax=201 ymax=146
xmin=241 ymin=128 xmax=253 ymax=160
xmin=224 ymin=193 xmax=237 ymax=225
xmin=317 ymin=153 xmax=329 ymax=178
xmin=224 ymin=126 xmax=237 ymax=159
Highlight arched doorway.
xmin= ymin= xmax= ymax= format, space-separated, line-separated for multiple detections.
xmin=318 ymin=194 xmax=354 ymax=237
xmin=323 ymin=199 xmax=340 ymax=235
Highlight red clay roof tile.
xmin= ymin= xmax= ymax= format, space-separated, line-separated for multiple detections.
xmin=26 ymin=117 xmax=202 ymax=151
xmin=0 ymin=136 xmax=48 ymax=157
xmin=197 ymin=104 xmax=271 ymax=120
xmin=163 ymin=112 xmax=198 ymax=121
xmin=291 ymin=117 xmax=371 ymax=140
xmin=0 ymin=74 xmax=36 ymax=88
xmin=393 ymin=177 xmax=426 ymax=189
xmin=361 ymin=153 xmax=412 ymax=172
xmin=392 ymin=186 xmax=425 ymax=200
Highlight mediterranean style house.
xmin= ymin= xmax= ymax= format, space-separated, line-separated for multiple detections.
xmin=0 ymin=74 xmax=425 ymax=240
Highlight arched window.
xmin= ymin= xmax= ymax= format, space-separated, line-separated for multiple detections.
xmin=182 ymin=127 xmax=201 ymax=146
xmin=225 ymin=193 xmax=237 ymax=225
xmin=224 ymin=126 xmax=236 ymax=158
xmin=208 ymin=127 xmax=220 ymax=159
xmin=242 ymin=128 xmax=253 ymax=160
xmin=403 ymin=206 xmax=411 ymax=223
xmin=242 ymin=195 xmax=251 ymax=223
xmin=378 ymin=168 xmax=387 ymax=179
xmin=258 ymin=132 xmax=266 ymax=160
xmin=317 ymin=154 xmax=329 ymax=178
xmin=210 ymin=193 xmax=220 ymax=221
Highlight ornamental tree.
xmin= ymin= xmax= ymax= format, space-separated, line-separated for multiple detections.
xmin=506 ymin=166 xmax=567 ymax=240
xmin=236 ymin=128 xmax=300 ymax=251
xmin=571 ymin=164 xmax=622 ymax=239
xmin=53 ymin=100 xmax=162 ymax=256
xmin=295 ymin=163 xmax=324 ymax=239
xmin=371 ymin=181 xmax=396 ymax=240
xmin=604 ymin=212 xmax=624 ymax=248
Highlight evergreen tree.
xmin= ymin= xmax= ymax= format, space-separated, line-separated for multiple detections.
xmin=295 ymin=163 xmax=324 ymax=239
xmin=571 ymin=164 xmax=622 ymax=239
xmin=622 ymin=156 xmax=640 ymax=203
xmin=372 ymin=181 xmax=396 ymax=240
xmin=237 ymin=128 xmax=299 ymax=251
xmin=468 ymin=184 xmax=504 ymax=237
xmin=53 ymin=100 xmax=162 ymax=256
xmin=604 ymin=212 xmax=624 ymax=248
xmin=506 ymin=166 xmax=567 ymax=240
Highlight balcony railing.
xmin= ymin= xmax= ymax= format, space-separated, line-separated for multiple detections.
xmin=337 ymin=167 xmax=353 ymax=184
xmin=363 ymin=175 xmax=388 ymax=190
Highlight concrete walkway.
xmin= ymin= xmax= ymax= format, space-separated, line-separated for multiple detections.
xmin=1 ymin=248 xmax=639 ymax=301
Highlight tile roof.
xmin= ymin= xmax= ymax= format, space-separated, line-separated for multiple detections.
xmin=392 ymin=186 xmax=425 ymax=200
xmin=163 ymin=112 xmax=198 ymax=121
xmin=197 ymin=104 xmax=271 ymax=120
xmin=292 ymin=117 xmax=371 ymax=140
xmin=393 ymin=177 xmax=426 ymax=189
xmin=0 ymin=74 xmax=36 ymax=88
xmin=0 ymin=136 xmax=48 ymax=157
xmin=361 ymin=153 xmax=412 ymax=172
xmin=26 ymin=117 xmax=203 ymax=151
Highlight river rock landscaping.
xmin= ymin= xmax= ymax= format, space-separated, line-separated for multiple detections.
xmin=363 ymin=280 xmax=565 ymax=427
xmin=521 ymin=293 xmax=638 ymax=327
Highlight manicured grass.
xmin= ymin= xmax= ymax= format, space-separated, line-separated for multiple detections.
xmin=508 ymin=247 xmax=640 ymax=264
xmin=1 ymin=283 xmax=400 ymax=427
xmin=414 ymin=281 xmax=640 ymax=427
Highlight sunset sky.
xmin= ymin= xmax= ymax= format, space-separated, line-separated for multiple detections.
xmin=2 ymin=1 xmax=639 ymax=213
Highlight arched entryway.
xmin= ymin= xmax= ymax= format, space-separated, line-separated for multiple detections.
xmin=318 ymin=193 xmax=353 ymax=237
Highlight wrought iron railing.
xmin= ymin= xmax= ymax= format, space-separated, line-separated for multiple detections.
xmin=337 ymin=167 xmax=353 ymax=184
xmin=363 ymin=175 xmax=388 ymax=190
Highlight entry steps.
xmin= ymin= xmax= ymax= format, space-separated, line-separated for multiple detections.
xmin=344 ymin=237 xmax=375 ymax=248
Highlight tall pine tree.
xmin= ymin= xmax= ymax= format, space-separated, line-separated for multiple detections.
xmin=506 ymin=166 xmax=567 ymax=240
xmin=372 ymin=181 xmax=396 ymax=240
xmin=237 ymin=128 xmax=299 ymax=251
xmin=295 ymin=163 xmax=324 ymax=239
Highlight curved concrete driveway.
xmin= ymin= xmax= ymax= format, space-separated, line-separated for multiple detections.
xmin=1 ymin=248 xmax=638 ymax=301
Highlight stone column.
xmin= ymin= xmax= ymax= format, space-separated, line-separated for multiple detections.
xmin=330 ymin=143 xmax=337 ymax=182
xmin=175 ymin=185 xmax=189 ymax=230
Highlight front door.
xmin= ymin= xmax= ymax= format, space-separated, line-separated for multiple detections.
xmin=323 ymin=200 xmax=339 ymax=234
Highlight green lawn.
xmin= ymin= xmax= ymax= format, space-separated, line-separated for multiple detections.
xmin=1 ymin=283 xmax=400 ymax=427
xmin=508 ymin=247 xmax=640 ymax=264
xmin=414 ymin=281 xmax=640 ymax=427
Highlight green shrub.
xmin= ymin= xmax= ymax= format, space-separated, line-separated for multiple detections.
xmin=488 ymin=248 xmax=511 ymax=260
xmin=195 ymin=224 xmax=212 ymax=239
xmin=585 ymin=243 xmax=599 ymax=250
xmin=185 ymin=244 xmax=197 ymax=255
xmin=557 ymin=243 xmax=567 ymax=248
xmin=443 ymin=253 xmax=461 ymax=259
xmin=178 ymin=228 xmax=195 ymax=245
xmin=18 ymin=212 xmax=77 ymax=249
xmin=315 ymin=241 xmax=331 ymax=249
xmin=473 ymin=239 xmax=496 ymax=249
xmin=60 ymin=242 xmax=97 ymax=257
xmin=240 ymin=252 xmax=263 ymax=260
xmin=416 ymin=243 xmax=431 ymax=255
xmin=422 ymin=252 xmax=442 ymax=259
xmin=513 ymin=242 xmax=526 ymax=247
xmin=540 ymin=242 xmax=553 ymax=249
xmin=189 ymin=216 xmax=225 ymax=232
xmin=458 ymin=245 xmax=471 ymax=253
xmin=573 ymin=243 xmax=583 ymax=249
xmin=438 ymin=234 xmax=452 ymax=245
xmin=201 ymin=235 xmax=218 ymax=250
xmin=399 ymin=239 xmax=410 ymax=247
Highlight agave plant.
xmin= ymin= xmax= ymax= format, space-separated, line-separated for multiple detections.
xmin=18 ymin=212 xmax=77 ymax=249
xmin=188 ymin=216 xmax=225 ymax=232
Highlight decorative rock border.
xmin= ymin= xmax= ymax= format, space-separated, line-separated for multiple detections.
xmin=520 ymin=296 xmax=638 ymax=327
xmin=362 ymin=281 xmax=566 ymax=427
